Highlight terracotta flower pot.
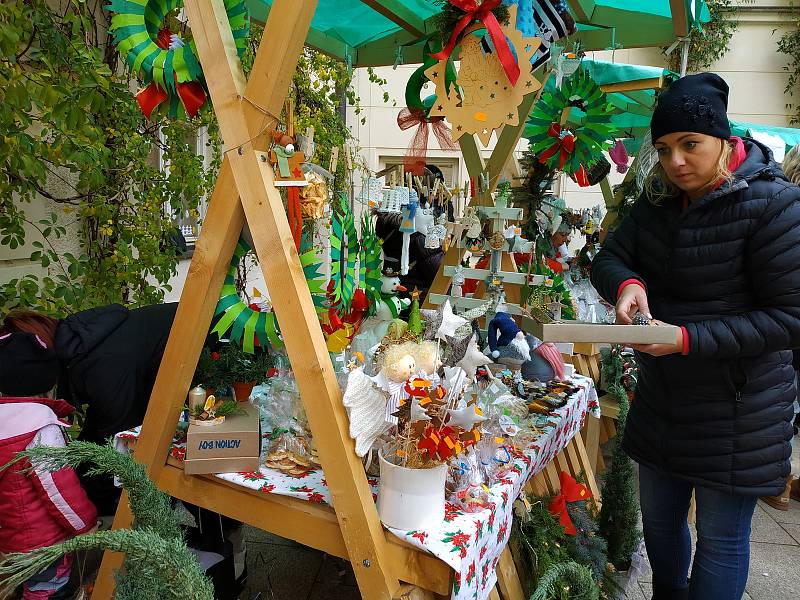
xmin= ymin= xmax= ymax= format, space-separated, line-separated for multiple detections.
xmin=231 ymin=381 xmax=256 ymax=402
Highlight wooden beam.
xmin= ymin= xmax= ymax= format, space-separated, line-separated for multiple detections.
xmin=496 ymin=548 xmax=526 ymax=600
xmin=360 ymin=0 xmax=426 ymax=37
xmin=567 ymin=0 xmax=594 ymax=22
xmin=486 ymin=73 xmax=550 ymax=190
xmin=183 ymin=1 xmax=399 ymax=597
xmin=600 ymin=76 xmax=664 ymax=94
xmin=670 ymin=0 xmax=690 ymax=37
xmin=306 ymin=28 xmax=350 ymax=61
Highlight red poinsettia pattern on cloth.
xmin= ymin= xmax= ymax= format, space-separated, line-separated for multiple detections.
xmin=113 ymin=375 xmax=599 ymax=600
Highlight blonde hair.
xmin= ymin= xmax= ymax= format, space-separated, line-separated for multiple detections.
xmin=782 ymin=145 xmax=800 ymax=185
xmin=644 ymin=138 xmax=734 ymax=204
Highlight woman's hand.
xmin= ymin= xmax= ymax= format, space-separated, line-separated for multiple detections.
xmin=616 ymin=284 xmax=651 ymax=324
xmin=630 ymin=320 xmax=684 ymax=356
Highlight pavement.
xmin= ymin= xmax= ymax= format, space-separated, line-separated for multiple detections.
xmin=239 ymin=436 xmax=800 ymax=600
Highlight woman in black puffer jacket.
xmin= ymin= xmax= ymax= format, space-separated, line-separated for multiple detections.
xmin=591 ymin=73 xmax=800 ymax=600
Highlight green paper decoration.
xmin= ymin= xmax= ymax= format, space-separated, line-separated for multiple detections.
xmin=527 ymin=68 xmax=616 ymax=176
xmin=330 ymin=195 xmax=360 ymax=312
xmin=300 ymin=234 xmax=328 ymax=316
xmin=212 ymin=236 xmax=325 ymax=353
xmin=359 ymin=212 xmax=383 ymax=315
xmin=107 ymin=0 xmax=249 ymax=119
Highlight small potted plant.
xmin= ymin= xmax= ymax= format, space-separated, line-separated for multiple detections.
xmin=217 ymin=343 xmax=273 ymax=402
xmin=194 ymin=347 xmax=226 ymax=396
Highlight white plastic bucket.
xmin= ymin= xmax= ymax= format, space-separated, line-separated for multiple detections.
xmin=377 ymin=451 xmax=447 ymax=531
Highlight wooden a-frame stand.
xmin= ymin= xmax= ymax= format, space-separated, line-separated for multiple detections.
xmin=93 ymin=3 xmax=598 ymax=598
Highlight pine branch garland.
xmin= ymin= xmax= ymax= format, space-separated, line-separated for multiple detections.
xmin=529 ymin=561 xmax=600 ymax=600
xmin=0 ymin=441 xmax=213 ymax=599
xmin=6 ymin=440 xmax=181 ymax=541
xmin=598 ymin=347 xmax=643 ymax=569
xmin=0 ymin=529 xmax=213 ymax=600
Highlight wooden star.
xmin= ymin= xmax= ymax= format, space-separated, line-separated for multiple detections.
xmin=410 ymin=287 xmax=421 ymax=301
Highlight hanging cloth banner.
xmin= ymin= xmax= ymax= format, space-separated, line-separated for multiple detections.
xmin=431 ymin=0 xmax=520 ymax=86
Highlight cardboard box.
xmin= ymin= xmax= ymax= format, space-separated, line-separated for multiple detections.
xmin=522 ymin=317 xmax=679 ymax=345
xmin=185 ymin=403 xmax=261 ymax=475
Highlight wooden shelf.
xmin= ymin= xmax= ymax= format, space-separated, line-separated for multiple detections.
xmin=598 ymin=393 xmax=620 ymax=420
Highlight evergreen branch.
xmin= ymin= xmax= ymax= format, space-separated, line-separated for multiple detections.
xmin=0 ymin=529 xmax=213 ymax=600
xmin=4 ymin=441 xmax=181 ymax=541
xmin=529 ymin=561 xmax=600 ymax=600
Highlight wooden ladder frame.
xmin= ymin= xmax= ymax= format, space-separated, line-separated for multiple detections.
xmin=92 ymin=3 xmax=598 ymax=598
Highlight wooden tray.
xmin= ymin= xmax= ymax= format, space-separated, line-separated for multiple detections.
xmin=522 ymin=317 xmax=679 ymax=344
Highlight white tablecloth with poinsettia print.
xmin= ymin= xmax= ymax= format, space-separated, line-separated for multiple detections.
xmin=114 ymin=374 xmax=599 ymax=600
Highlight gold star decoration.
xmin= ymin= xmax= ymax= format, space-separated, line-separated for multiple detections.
xmin=424 ymin=6 xmax=542 ymax=147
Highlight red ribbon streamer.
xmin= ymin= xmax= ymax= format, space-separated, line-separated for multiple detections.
xmin=538 ymin=122 xmax=576 ymax=170
xmin=548 ymin=471 xmax=593 ymax=536
xmin=287 ymin=186 xmax=303 ymax=251
xmin=430 ymin=0 xmax=520 ymax=86
xmin=397 ymin=108 xmax=458 ymax=176
xmin=136 ymin=28 xmax=207 ymax=120
xmin=573 ymin=164 xmax=590 ymax=187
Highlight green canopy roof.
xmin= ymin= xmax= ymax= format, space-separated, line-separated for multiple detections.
xmin=246 ymin=0 xmax=706 ymax=67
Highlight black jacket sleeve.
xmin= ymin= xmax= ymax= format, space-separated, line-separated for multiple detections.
xmin=685 ymin=184 xmax=800 ymax=358
xmin=590 ymin=201 xmax=648 ymax=305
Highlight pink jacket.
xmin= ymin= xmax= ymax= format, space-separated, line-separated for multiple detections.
xmin=0 ymin=397 xmax=97 ymax=554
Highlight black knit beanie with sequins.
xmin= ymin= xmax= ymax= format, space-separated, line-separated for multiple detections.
xmin=651 ymin=72 xmax=731 ymax=142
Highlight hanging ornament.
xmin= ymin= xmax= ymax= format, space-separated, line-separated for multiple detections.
xmin=527 ymin=68 xmax=616 ymax=186
xmin=359 ymin=213 xmax=384 ymax=315
xmin=330 ymin=194 xmax=360 ymax=311
xmin=398 ymin=38 xmax=460 ymax=175
xmin=212 ymin=236 xmax=325 ymax=352
xmin=425 ymin=5 xmax=542 ymax=146
xmin=107 ymin=0 xmax=249 ymax=120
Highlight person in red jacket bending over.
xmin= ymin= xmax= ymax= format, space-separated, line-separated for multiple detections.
xmin=0 ymin=333 xmax=97 ymax=600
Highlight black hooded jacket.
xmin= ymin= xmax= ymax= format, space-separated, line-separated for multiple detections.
xmin=54 ymin=303 xmax=177 ymax=444
xmin=591 ymin=139 xmax=800 ymax=496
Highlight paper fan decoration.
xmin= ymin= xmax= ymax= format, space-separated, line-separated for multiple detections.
xmin=212 ymin=236 xmax=325 ymax=352
xmin=527 ymin=68 xmax=616 ymax=186
xmin=359 ymin=213 xmax=383 ymax=315
xmin=107 ymin=0 xmax=249 ymax=119
xmin=330 ymin=194 xmax=360 ymax=312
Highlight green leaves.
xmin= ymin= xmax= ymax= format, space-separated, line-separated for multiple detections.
xmin=0 ymin=0 xmax=220 ymax=314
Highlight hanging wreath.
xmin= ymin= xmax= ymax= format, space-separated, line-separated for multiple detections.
xmin=212 ymin=236 xmax=325 ymax=353
xmin=330 ymin=195 xmax=360 ymax=312
xmin=527 ymin=68 xmax=616 ymax=186
xmin=107 ymin=0 xmax=250 ymax=119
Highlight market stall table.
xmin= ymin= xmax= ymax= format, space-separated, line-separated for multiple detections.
xmin=115 ymin=375 xmax=599 ymax=600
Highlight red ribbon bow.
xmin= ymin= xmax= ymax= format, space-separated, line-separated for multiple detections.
xmin=430 ymin=0 xmax=520 ymax=87
xmin=548 ymin=471 xmax=593 ymax=535
xmin=538 ymin=122 xmax=590 ymax=185
xmin=397 ymin=108 xmax=459 ymax=175
xmin=136 ymin=28 xmax=207 ymax=120
xmin=538 ymin=122 xmax=576 ymax=169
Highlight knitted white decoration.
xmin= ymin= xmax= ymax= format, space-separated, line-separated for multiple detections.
xmin=342 ymin=368 xmax=391 ymax=457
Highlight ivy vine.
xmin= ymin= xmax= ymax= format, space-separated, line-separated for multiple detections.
xmin=667 ymin=1 xmax=750 ymax=74
xmin=776 ymin=3 xmax=800 ymax=124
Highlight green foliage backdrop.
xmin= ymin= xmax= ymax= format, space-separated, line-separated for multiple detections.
xmin=0 ymin=0 xmax=372 ymax=316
